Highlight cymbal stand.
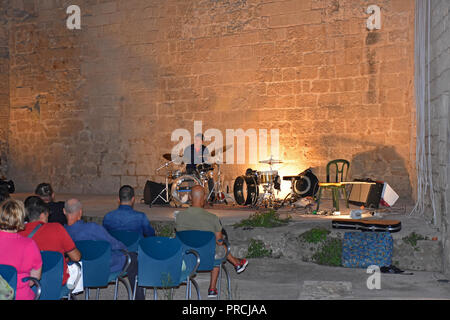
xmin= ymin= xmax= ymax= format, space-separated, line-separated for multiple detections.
xmin=281 ymin=177 xmax=301 ymax=207
xmin=152 ymin=160 xmax=174 ymax=206
xmin=206 ymin=163 xmax=226 ymax=204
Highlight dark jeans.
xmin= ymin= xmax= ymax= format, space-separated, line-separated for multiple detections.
xmin=127 ymin=252 xmax=145 ymax=300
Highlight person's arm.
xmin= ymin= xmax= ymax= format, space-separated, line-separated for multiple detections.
xmin=215 ymin=231 xmax=224 ymax=246
xmin=203 ymin=145 xmax=210 ymax=163
xmin=100 ymin=226 xmax=127 ymax=251
xmin=26 ymin=239 xmax=43 ymax=285
xmin=66 ymin=248 xmax=81 ymax=262
xmin=56 ymin=224 xmax=82 ymax=262
xmin=102 ymin=213 xmax=112 ymax=232
xmin=29 ymin=267 xmax=42 ymax=285
xmin=142 ymin=214 xmax=155 ymax=237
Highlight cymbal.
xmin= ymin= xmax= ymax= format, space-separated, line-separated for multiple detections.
xmin=259 ymin=158 xmax=283 ymax=164
xmin=162 ymin=153 xmax=184 ymax=164
xmin=210 ymin=145 xmax=232 ymax=157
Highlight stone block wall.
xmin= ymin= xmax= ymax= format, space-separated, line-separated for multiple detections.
xmin=0 ymin=1 xmax=8 ymax=177
xmin=425 ymin=0 xmax=450 ymax=275
xmin=3 ymin=0 xmax=416 ymax=198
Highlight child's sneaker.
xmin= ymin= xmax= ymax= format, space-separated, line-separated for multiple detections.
xmin=208 ymin=288 xmax=218 ymax=298
xmin=235 ymin=259 xmax=249 ymax=274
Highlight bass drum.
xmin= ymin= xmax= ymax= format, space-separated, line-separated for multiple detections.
xmin=293 ymin=169 xmax=319 ymax=197
xmin=171 ymin=174 xmax=202 ymax=206
xmin=233 ymin=175 xmax=259 ymax=206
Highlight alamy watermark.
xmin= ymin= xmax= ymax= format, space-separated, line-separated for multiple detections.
xmin=366 ymin=265 xmax=381 ymax=290
xmin=171 ymin=121 xmax=280 ymax=165
xmin=66 ymin=5 xmax=81 ymax=30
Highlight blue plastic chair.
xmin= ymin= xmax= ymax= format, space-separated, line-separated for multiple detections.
xmin=39 ymin=251 xmax=81 ymax=300
xmin=75 ymin=240 xmax=132 ymax=300
xmin=108 ymin=230 xmax=140 ymax=253
xmin=176 ymin=230 xmax=232 ymax=300
xmin=133 ymin=237 xmax=200 ymax=300
xmin=0 ymin=264 xmax=41 ymax=300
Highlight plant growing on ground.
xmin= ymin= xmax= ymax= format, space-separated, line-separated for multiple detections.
xmin=299 ymin=227 xmax=330 ymax=243
xmin=156 ymin=224 xmax=175 ymax=238
xmin=312 ymin=238 xmax=343 ymax=267
xmin=161 ymin=272 xmax=174 ymax=300
xmin=403 ymin=232 xmax=427 ymax=250
xmin=246 ymin=239 xmax=272 ymax=258
xmin=233 ymin=209 xmax=291 ymax=228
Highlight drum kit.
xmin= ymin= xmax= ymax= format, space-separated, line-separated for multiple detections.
xmin=233 ymin=155 xmax=282 ymax=208
xmin=154 ymin=149 xmax=318 ymax=209
xmin=154 ymin=146 xmax=231 ymax=207
xmin=233 ymin=157 xmax=319 ymax=209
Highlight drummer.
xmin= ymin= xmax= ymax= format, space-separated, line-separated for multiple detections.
xmin=183 ymin=133 xmax=210 ymax=174
xmin=183 ymin=133 xmax=215 ymax=203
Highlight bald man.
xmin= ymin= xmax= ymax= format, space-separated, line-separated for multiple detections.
xmin=64 ymin=198 xmax=145 ymax=300
xmin=175 ymin=185 xmax=248 ymax=298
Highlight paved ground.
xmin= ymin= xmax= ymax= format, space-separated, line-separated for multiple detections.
xmin=12 ymin=192 xmax=450 ymax=300
xmin=73 ymin=256 xmax=450 ymax=301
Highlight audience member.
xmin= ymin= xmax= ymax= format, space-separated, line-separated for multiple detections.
xmin=175 ymin=185 xmax=248 ymax=298
xmin=0 ymin=199 xmax=42 ymax=300
xmin=64 ymin=198 xmax=145 ymax=300
xmin=19 ymin=196 xmax=81 ymax=286
xmin=0 ymin=184 xmax=10 ymax=203
xmin=35 ymin=183 xmax=67 ymax=225
xmin=103 ymin=185 xmax=155 ymax=238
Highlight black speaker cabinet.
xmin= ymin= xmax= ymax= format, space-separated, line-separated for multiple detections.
xmin=348 ymin=179 xmax=384 ymax=209
xmin=143 ymin=180 xmax=171 ymax=205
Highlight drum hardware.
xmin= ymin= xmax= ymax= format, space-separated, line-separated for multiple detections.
xmin=151 ymin=160 xmax=176 ymax=206
xmin=280 ymin=168 xmax=319 ymax=208
xmin=255 ymin=155 xmax=283 ymax=208
xmin=204 ymin=162 xmax=227 ymax=204
xmin=171 ymin=174 xmax=202 ymax=207
xmin=157 ymin=150 xmax=229 ymax=207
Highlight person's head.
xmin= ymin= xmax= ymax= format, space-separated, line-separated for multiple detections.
xmin=0 ymin=199 xmax=26 ymax=232
xmin=35 ymin=183 xmax=55 ymax=203
xmin=0 ymin=184 xmax=10 ymax=203
xmin=24 ymin=196 xmax=50 ymax=223
xmin=119 ymin=185 xmax=135 ymax=206
xmin=190 ymin=185 xmax=206 ymax=208
xmin=194 ymin=133 xmax=204 ymax=148
xmin=64 ymin=198 xmax=83 ymax=226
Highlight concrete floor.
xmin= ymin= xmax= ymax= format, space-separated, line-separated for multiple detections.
xmin=11 ymin=192 xmax=450 ymax=300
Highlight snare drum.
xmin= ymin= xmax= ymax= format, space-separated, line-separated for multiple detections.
xmin=257 ymin=170 xmax=278 ymax=184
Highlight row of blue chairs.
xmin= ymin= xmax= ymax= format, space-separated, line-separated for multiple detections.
xmin=0 ymin=252 xmax=81 ymax=300
xmin=108 ymin=229 xmax=232 ymax=300
xmin=0 ymin=230 xmax=232 ymax=300
xmin=0 ymin=264 xmax=41 ymax=300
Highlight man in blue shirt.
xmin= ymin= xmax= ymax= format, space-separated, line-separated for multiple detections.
xmin=103 ymin=185 xmax=155 ymax=238
xmin=64 ymin=198 xmax=145 ymax=300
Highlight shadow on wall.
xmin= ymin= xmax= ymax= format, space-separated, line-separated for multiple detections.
xmin=313 ymin=135 xmax=413 ymax=200
xmin=350 ymin=146 xmax=412 ymax=200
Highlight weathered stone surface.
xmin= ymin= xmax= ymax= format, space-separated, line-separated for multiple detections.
xmin=0 ymin=0 xmax=416 ymax=202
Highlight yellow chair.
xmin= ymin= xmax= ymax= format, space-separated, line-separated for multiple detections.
xmin=315 ymin=159 xmax=350 ymax=212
